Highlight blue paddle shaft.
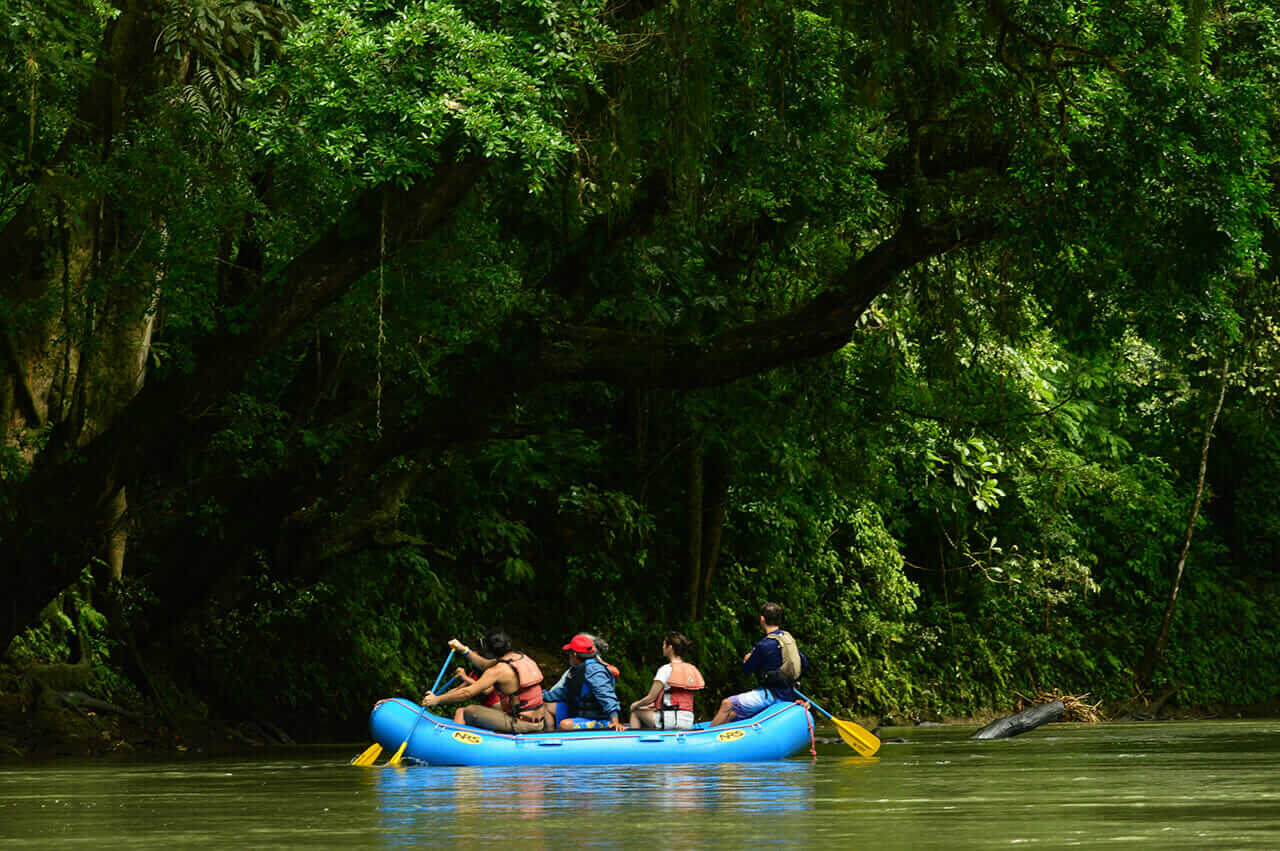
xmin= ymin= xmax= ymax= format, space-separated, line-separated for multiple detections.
xmin=793 ymin=689 xmax=835 ymax=722
xmin=430 ymin=649 xmax=456 ymax=694
xmin=395 ymin=650 xmax=458 ymax=761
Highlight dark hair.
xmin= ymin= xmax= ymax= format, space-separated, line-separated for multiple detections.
xmin=664 ymin=632 xmax=693 ymax=657
xmin=479 ymin=630 xmax=510 ymax=658
xmin=760 ymin=602 xmax=783 ymax=627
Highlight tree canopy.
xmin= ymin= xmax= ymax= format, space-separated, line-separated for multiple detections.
xmin=3 ymin=0 xmax=1279 ymax=733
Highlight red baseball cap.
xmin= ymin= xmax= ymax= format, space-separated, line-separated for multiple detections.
xmin=562 ymin=634 xmax=596 ymax=654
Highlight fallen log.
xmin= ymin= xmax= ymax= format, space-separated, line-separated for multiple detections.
xmin=970 ymin=701 xmax=1065 ymax=740
xmin=56 ymin=690 xmax=141 ymax=720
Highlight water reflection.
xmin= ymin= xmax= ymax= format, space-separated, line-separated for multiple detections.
xmin=373 ymin=760 xmax=819 ymax=846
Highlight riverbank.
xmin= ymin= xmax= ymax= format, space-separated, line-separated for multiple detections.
xmin=0 ymin=689 xmax=300 ymax=760
xmin=0 ymin=661 xmax=299 ymax=760
xmin=3 ymin=683 xmax=1276 ymax=762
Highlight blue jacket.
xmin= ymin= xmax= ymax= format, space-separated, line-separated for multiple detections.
xmin=542 ymin=656 xmax=620 ymax=720
xmin=742 ymin=629 xmax=809 ymax=701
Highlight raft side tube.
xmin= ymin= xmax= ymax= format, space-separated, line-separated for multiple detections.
xmin=368 ymin=698 xmax=815 ymax=766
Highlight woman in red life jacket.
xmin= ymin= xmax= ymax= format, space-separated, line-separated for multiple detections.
xmin=628 ymin=632 xmax=704 ymax=730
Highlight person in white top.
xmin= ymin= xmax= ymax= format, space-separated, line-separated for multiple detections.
xmin=628 ymin=632 xmax=705 ymax=730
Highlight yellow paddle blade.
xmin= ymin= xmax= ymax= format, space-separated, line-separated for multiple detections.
xmin=834 ymin=718 xmax=881 ymax=757
xmin=350 ymin=743 xmax=382 ymax=766
xmin=385 ymin=741 xmax=408 ymax=766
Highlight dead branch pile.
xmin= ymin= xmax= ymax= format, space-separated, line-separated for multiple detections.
xmin=1015 ymin=688 xmax=1105 ymax=723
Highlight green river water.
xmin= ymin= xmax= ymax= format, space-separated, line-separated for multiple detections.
xmin=1 ymin=720 xmax=1277 ymax=848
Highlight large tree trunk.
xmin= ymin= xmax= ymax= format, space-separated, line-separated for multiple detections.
xmin=7 ymin=165 xmax=163 ymax=662
xmin=1 ymin=0 xmax=164 ymax=656
xmin=0 ymin=152 xmax=488 ymax=653
xmin=1184 ymin=0 xmax=1210 ymax=70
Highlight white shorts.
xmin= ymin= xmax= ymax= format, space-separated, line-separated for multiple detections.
xmin=655 ymin=709 xmax=695 ymax=730
xmin=728 ymin=688 xmax=780 ymax=720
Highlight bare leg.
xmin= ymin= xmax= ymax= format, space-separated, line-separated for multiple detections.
xmin=630 ymin=709 xmax=656 ymax=729
xmin=708 ymin=697 xmax=737 ymax=727
xmin=453 ymin=707 xmax=467 ymax=724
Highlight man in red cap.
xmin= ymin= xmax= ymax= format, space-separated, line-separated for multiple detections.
xmin=539 ymin=633 xmax=625 ymax=731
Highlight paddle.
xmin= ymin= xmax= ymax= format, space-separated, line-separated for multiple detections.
xmin=386 ymin=649 xmax=455 ymax=766
xmin=378 ymin=675 xmax=460 ymax=767
xmin=350 ymin=742 xmax=382 ymax=766
xmin=794 ymin=689 xmax=881 ymax=757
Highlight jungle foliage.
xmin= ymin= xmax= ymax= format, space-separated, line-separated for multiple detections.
xmin=2 ymin=0 xmax=1279 ymax=737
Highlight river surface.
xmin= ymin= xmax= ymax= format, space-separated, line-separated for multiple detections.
xmin=2 ymin=720 xmax=1277 ymax=848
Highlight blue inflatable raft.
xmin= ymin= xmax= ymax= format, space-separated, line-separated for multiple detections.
xmin=368 ymin=698 xmax=815 ymax=766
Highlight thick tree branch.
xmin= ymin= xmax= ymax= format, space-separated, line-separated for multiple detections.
xmin=119 ymin=210 xmax=1000 ymax=641
xmin=183 ymin=155 xmax=489 ymax=414
xmin=538 ymin=216 xmax=997 ymax=388
xmin=877 ymin=139 xmax=1012 ymax=197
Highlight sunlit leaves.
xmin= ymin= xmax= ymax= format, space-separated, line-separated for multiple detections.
xmin=247 ymin=0 xmax=612 ymax=187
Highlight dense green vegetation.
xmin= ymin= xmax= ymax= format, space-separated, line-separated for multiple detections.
xmin=2 ymin=0 xmax=1278 ymax=740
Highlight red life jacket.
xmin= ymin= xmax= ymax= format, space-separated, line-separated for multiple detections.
xmin=498 ymin=654 xmax=545 ymax=717
xmin=659 ymin=660 xmax=705 ymax=714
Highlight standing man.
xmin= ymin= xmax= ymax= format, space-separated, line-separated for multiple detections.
xmin=421 ymin=631 xmax=549 ymax=733
xmin=709 ymin=602 xmax=808 ymax=726
xmin=541 ymin=633 xmax=626 ymax=731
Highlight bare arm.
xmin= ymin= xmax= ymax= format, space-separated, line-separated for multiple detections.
xmin=468 ymin=655 xmax=498 ymax=672
xmin=423 ymin=666 xmax=504 ymax=707
xmin=630 ymin=679 xmax=665 ymax=711
xmin=448 ymin=638 xmax=498 ymax=671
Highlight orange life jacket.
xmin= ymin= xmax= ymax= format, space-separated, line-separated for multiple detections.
xmin=498 ymin=654 xmax=545 ymax=717
xmin=659 ymin=660 xmax=705 ymax=714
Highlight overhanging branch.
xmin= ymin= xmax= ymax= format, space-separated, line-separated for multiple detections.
xmin=538 ymin=215 xmax=998 ymax=388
